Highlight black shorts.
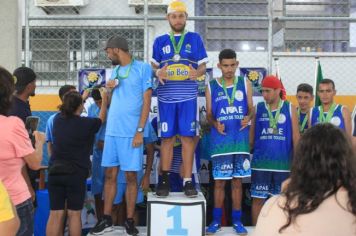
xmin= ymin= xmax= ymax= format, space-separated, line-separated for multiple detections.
xmin=48 ymin=171 xmax=87 ymax=211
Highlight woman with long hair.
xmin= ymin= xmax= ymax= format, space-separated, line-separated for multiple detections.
xmin=46 ymin=89 xmax=107 ymax=236
xmin=0 ymin=66 xmax=45 ymax=236
xmin=254 ymin=123 xmax=356 ymax=235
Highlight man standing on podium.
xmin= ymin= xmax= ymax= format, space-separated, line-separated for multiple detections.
xmin=205 ymin=49 xmax=253 ymax=235
xmin=151 ymin=0 xmax=208 ymax=197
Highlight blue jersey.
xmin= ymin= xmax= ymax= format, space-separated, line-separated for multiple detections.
xmin=252 ymin=101 xmax=293 ymax=172
xmin=209 ymin=77 xmax=250 ymax=157
xmin=106 ymin=60 xmax=152 ymax=137
xmin=151 ymin=31 xmax=208 ymax=103
xmin=310 ymin=104 xmax=345 ymax=130
xmin=87 ymin=103 xmax=106 ymax=160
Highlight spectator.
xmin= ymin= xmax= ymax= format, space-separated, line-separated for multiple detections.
xmin=0 ymin=180 xmax=20 ymax=236
xmin=8 ymin=67 xmax=38 ymax=206
xmin=0 ymin=66 xmax=45 ymax=236
xmin=254 ymin=123 xmax=356 ymax=235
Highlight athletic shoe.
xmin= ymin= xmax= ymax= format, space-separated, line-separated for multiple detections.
xmin=155 ymin=178 xmax=170 ymax=197
xmin=89 ymin=218 xmax=113 ymax=235
xmin=206 ymin=221 xmax=221 ymax=234
xmin=124 ymin=219 xmax=139 ymax=236
xmin=183 ymin=181 xmax=198 ymax=197
xmin=233 ymin=221 xmax=248 ymax=235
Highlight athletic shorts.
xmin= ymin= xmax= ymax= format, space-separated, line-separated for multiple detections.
xmin=212 ymin=154 xmax=251 ymax=180
xmin=250 ymin=170 xmax=290 ymax=199
xmin=157 ymin=99 xmax=199 ymax=138
xmin=91 ymin=157 xmax=105 ymax=195
xmin=101 ymin=136 xmax=143 ymax=171
xmin=48 ymin=171 xmax=87 ymax=210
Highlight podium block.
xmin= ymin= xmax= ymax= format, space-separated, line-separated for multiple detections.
xmin=147 ymin=192 xmax=206 ymax=236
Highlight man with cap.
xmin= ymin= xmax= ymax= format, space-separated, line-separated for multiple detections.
xmin=8 ymin=67 xmax=38 ymax=208
xmin=151 ymin=0 xmax=208 ymax=198
xmin=8 ymin=67 xmax=36 ymax=123
xmin=90 ymin=36 xmax=152 ymax=236
xmin=249 ymin=75 xmax=299 ymax=225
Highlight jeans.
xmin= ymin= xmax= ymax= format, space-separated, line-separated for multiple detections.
xmin=16 ymin=198 xmax=34 ymax=236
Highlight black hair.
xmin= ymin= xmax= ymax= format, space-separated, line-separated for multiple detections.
xmin=280 ymin=123 xmax=356 ymax=232
xmin=319 ymin=78 xmax=335 ymax=90
xmin=91 ymin=85 xmax=102 ymax=101
xmin=58 ymin=85 xmax=76 ymax=101
xmin=59 ymin=91 xmax=83 ymax=117
xmin=218 ymin=49 xmax=236 ymax=62
xmin=296 ymin=83 xmax=313 ymax=95
xmin=0 ymin=67 xmax=15 ymax=115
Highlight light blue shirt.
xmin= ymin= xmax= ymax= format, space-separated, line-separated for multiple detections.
xmin=88 ymin=103 xmax=107 ymax=160
xmin=106 ymin=60 xmax=153 ymax=137
xmin=45 ymin=113 xmax=57 ymax=143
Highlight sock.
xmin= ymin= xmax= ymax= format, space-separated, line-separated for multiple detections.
xmin=126 ymin=218 xmax=134 ymax=223
xmin=103 ymin=214 xmax=112 ymax=223
xmin=232 ymin=209 xmax=242 ymax=223
xmin=183 ymin=178 xmax=192 ymax=186
xmin=212 ymin=208 xmax=222 ymax=224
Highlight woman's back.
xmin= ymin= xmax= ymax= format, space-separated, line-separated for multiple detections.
xmin=51 ymin=114 xmax=101 ymax=170
xmin=254 ymin=187 xmax=356 ymax=236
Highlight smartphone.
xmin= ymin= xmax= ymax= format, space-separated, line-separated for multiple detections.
xmin=25 ymin=116 xmax=40 ymax=133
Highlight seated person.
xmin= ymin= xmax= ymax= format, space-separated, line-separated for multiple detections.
xmin=254 ymin=123 xmax=356 ymax=235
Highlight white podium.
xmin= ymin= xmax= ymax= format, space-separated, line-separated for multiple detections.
xmin=147 ymin=192 xmax=206 ymax=236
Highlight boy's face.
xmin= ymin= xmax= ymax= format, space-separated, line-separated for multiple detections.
xmin=318 ymin=83 xmax=336 ymax=105
xmin=296 ymin=91 xmax=313 ymax=111
xmin=217 ymin=58 xmax=238 ymax=80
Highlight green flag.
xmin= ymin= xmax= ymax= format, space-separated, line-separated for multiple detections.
xmin=314 ymin=60 xmax=323 ymax=106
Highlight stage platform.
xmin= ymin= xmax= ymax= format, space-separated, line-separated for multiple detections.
xmin=86 ymin=226 xmax=255 ymax=235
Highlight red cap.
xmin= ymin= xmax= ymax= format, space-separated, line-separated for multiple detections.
xmin=261 ymin=75 xmax=281 ymax=89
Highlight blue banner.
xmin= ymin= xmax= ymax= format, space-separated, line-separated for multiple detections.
xmin=78 ymin=69 xmax=106 ymax=93
xmin=239 ymin=67 xmax=267 ymax=96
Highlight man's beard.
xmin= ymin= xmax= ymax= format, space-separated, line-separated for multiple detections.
xmin=170 ymin=23 xmax=186 ymax=33
xmin=111 ymin=60 xmax=119 ymax=66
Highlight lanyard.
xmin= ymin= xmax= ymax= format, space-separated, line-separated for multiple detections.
xmin=319 ymin=103 xmax=336 ymax=123
xmin=267 ymin=99 xmax=283 ymax=130
xmin=116 ymin=59 xmax=134 ymax=80
xmin=169 ymin=30 xmax=186 ymax=55
xmin=221 ymin=77 xmax=238 ymax=106
xmin=297 ymin=108 xmax=308 ymax=133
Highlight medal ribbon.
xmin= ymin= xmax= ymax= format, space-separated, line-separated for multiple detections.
xmin=297 ymin=108 xmax=308 ymax=133
xmin=319 ymin=103 xmax=337 ymax=123
xmin=221 ymin=77 xmax=238 ymax=106
xmin=169 ymin=30 xmax=187 ymax=56
xmin=116 ymin=59 xmax=134 ymax=81
xmin=267 ymin=99 xmax=283 ymax=130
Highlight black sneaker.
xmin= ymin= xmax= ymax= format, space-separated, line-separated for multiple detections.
xmin=156 ymin=178 xmax=170 ymax=197
xmin=183 ymin=181 xmax=198 ymax=198
xmin=89 ymin=218 xmax=113 ymax=235
xmin=124 ymin=219 xmax=139 ymax=236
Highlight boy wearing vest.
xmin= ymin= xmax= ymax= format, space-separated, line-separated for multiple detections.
xmin=309 ymin=78 xmax=351 ymax=136
xmin=205 ymin=49 xmax=253 ymax=234
xmin=250 ymin=75 xmax=300 ymax=225
xmin=296 ymin=83 xmax=313 ymax=134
